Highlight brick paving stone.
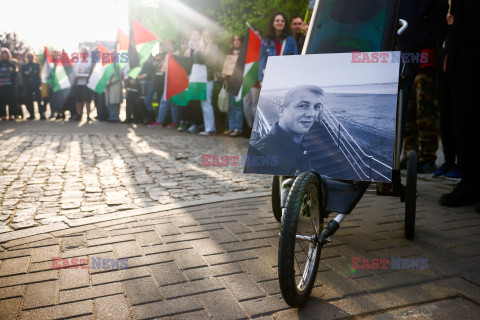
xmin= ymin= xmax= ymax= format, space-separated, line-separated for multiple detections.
xmin=22 ymin=280 xmax=57 ymax=310
xmin=0 ymin=270 xmax=58 ymax=288
xmin=150 ymin=261 xmax=187 ymax=286
xmin=113 ymin=241 xmax=143 ymax=259
xmin=171 ymin=249 xmax=208 ymax=270
xmin=91 ymin=266 xmax=150 ymax=285
xmin=59 ymin=267 xmax=90 ymax=290
xmin=0 ymin=256 xmax=30 ymax=276
xmin=0 ymin=285 xmax=24 ymax=299
xmin=183 ymin=263 xmax=244 ymax=281
xmin=237 ymin=259 xmax=278 ymax=283
xmin=198 ymin=289 xmax=249 ymax=320
xmin=135 ymin=231 xmax=162 ymax=247
xmin=132 ymin=296 xmax=203 ymax=319
xmin=124 ymin=277 xmax=163 ymax=305
xmin=220 ymin=273 xmax=266 ymax=301
xmin=0 ymin=297 xmax=21 ymax=320
xmin=94 ymin=294 xmax=131 ymax=320
xmin=59 ymin=282 xmax=124 ymax=304
xmin=20 ymin=300 xmax=93 ymax=320
xmin=30 ymin=245 xmax=61 ymax=263
xmin=160 ymin=278 xmax=225 ymax=299
xmin=240 ymin=294 xmax=289 ymax=318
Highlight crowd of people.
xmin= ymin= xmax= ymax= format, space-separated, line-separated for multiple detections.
xmin=0 ymin=1 xmax=478 ymax=210
xmin=0 ymin=12 xmax=308 ymax=139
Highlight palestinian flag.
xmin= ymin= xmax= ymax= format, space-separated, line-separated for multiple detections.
xmin=165 ymin=54 xmax=192 ymax=106
xmin=87 ymin=43 xmax=116 ymax=94
xmin=117 ymin=29 xmax=130 ymax=71
xmin=51 ymin=50 xmax=75 ymax=92
xmin=186 ymin=63 xmax=207 ymax=101
xmin=227 ymin=27 xmax=261 ymax=103
xmin=41 ymin=47 xmax=55 ymax=84
xmin=128 ymin=19 xmax=158 ymax=79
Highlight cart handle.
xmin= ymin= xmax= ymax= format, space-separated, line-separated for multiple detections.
xmin=397 ymin=19 xmax=408 ymax=36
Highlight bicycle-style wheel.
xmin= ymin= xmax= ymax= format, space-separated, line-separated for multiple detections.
xmin=405 ymin=150 xmax=417 ymax=239
xmin=278 ymin=172 xmax=324 ymax=307
xmin=272 ymin=175 xmax=282 ymax=222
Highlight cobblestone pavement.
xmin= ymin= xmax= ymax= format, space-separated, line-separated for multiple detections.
xmin=0 ymin=175 xmax=478 ymax=319
xmin=0 ymin=120 xmax=271 ymax=231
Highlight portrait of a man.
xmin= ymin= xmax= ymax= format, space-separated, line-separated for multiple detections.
xmin=244 ymin=53 xmax=399 ymax=182
xmin=244 ymin=85 xmax=324 ymax=175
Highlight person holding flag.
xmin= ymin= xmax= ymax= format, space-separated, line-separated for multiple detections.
xmin=0 ymin=48 xmax=17 ymax=121
xmin=222 ymin=35 xmax=244 ymax=137
xmin=258 ymin=12 xmax=298 ymax=87
xmin=21 ymin=52 xmax=42 ymax=119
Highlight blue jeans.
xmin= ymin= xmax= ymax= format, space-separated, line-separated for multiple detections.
xmin=144 ymin=80 xmax=154 ymax=112
xmin=107 ymin=104 xmax=120 ymax=121
xmin=228 ymin=93 xmax=243 ymax=132
xmin=157 ymin=100 xmax=179 ymax=125
xmin=201 ymin=81 xmax=216 ymax=132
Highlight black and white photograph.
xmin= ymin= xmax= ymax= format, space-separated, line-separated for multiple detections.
xmin=244 ymin=52 xmax=400 ymax=182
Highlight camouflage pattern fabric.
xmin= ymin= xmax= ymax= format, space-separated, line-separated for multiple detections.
xmin=403 ymin=67 xmax=440 ymax=162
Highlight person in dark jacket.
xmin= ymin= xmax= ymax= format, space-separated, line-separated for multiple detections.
xmin=245 ymin=85 xmax=323 ymax=175
xmin=0 ymin=48 xmax=17 ymax=120
xmin=21 ymin=52 xmax=42 ymax=119
xmin=439 ymin=0 xmax=480 ymax=211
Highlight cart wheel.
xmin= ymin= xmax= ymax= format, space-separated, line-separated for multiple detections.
xmin=278 ymin=172 xmax=324 ymax=307
xmin=272 ymin=176 xmax=282 ymax=222
xmin=405 ymin=150 xmax=417 ymax=239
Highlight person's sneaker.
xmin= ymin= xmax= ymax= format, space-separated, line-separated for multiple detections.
xmin=223 ymin=129 xmax=232 ymax=135
xmin=148 ymin=121 xmax=163 ymax=128
xmin=229 ymin=130 xmax=242 ymax=137
xmin=418 ymin=161 xmax=437 ymax=174
xmin=199 ymin=131 xmax=216 ymax=136
xmin=443 ymin=168 xmax=461 ymax=180
xmin=433 ymin=162 xmax=455 ymax=177
xmin=166 ymin=123 xmax=177 ymax=128
xmin=439 ymin=181 xmax=478 ymax=207
xmin=187 ymin=124 xmax=199 ymax=134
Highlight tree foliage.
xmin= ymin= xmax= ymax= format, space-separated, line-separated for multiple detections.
xmin=0 ymin=32 xmax=33 ymax=59
xmin=208 ymin=0 xmax=311 ymax=36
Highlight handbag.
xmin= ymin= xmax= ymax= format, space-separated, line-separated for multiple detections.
xmin=217 ymin=81 xmax=230 ymax=113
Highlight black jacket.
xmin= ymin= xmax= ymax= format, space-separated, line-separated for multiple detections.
xmin=21 ymin=62 xmax=41 ymax=87
xmin=398 ymin=0 xmax=449 ymax=53
xmin=0 ymin=60 xmax=16 ymax=86
xmin=245 ymin=123 xmax=312 ymax=176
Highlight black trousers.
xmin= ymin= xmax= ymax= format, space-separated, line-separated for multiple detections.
xmin=436 ymin=47 xmax=456 ymax=165
xmin=0 ymin=85 xmax=16 ymax=118
xmin=25 ymin=83 xmax=42 ymax=117
xmin=452 ymin=48 xmax=480 ymax=186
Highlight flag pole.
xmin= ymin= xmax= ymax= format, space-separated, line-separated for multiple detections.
xmin=245 ymin=22 xmax=261 ymax=40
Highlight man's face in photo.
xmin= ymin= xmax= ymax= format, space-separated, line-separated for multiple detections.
xmin=279 ymin=89 xmax=322 ymax=136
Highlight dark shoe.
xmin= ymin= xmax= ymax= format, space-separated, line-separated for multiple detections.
xmin=27 ymin=116 xmax=35 ymax=120
xmin=443 ymin=169 xmax=461 ymax=180
xmin=433 ymin=162 xmax=455 ymax=177
xmin=439 ymin=181 xmax=479 ymax=207
xmin=418 ymin=161 xmax=437 ymax=174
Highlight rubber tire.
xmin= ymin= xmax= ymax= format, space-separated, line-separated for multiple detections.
xmin=405 ymin=150 xmax=417 ymax=239
xmin=272 ymin=175 xmax=282 ymax=222
xmin=278 ymin=172 xmax=323 ymax=307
